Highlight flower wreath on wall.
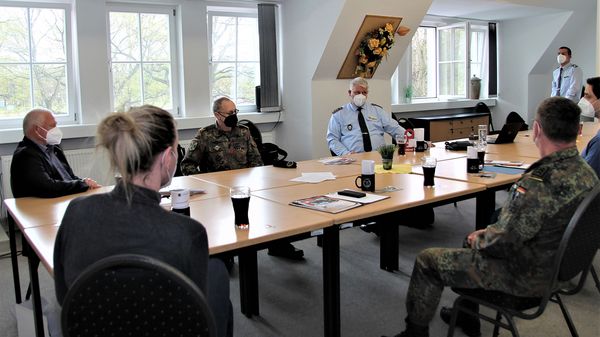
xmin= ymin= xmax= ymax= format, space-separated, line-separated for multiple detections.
xmin=354 ymin=23 xmax=395 ymax=77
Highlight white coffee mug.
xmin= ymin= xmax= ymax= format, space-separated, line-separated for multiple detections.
xmin=414 ymin=128 xmax=425 ymax=141
xmin=361 ymin=159 xmax=375 ymax=175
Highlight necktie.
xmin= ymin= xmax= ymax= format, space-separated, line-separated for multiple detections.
xmin=357 ymin=107 xmax=372 ymax=152
xmin=556 ymin=67 xmax=563 ymax=96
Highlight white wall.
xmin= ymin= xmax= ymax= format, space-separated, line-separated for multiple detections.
xmin=278 ymin=0 xmax=432 ymax=160
xmin=497 ymin=6 xmax=596 ymax=127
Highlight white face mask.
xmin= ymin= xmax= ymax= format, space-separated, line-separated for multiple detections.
xmin=39 ymin=126 xmax=63 ymax=145
xmin=557 ymin=54 xmax=567 ymax=65
xmin=160 ymin=149 xmax=177 ymax=188
xmin=353 ymin=94 xmax=367 ymax=107
xmin=578 ymin=98 xmax=597 ymax=118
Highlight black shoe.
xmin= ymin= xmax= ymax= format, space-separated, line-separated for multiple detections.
xmin=359 ymin=223 xmax=381 ymax=236
xmin=268 ymin=242 xmax=304 ymax=260
xmin=440 ymin=307 xmax=481 ymax=337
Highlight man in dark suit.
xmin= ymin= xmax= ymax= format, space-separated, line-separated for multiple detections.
xmin=11 ymin=108 xmax=100 ymax=198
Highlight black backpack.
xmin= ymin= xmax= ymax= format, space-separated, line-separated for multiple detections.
xmin=238 ymin=119 xmax=288 ymax=166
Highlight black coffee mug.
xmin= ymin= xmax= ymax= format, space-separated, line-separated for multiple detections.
xmin=355 ymin=174 xmax=375 ymax=192
xmin=416 ymin=141 xmax=429 ymax=152
xmin=467 ymin=158 xmax=480 ymax=173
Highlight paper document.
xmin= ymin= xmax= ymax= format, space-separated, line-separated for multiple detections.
xmin=290 ymin=195 xmax=361 ymax=213
xmin=318 ymin=157 xmax=357 ymax=165
xmin=325 ymin=192 xmax=389 ymax=204
xmin=486 ymin=160 xmax=530 ymax=170
xmin=290 ymin=172 xmax=336 ymax=183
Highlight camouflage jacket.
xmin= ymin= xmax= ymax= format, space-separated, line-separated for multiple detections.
xmin=473 ymin=147 xmax=598 ymax=295
xmin=181 ymin=124 xmax=263 ymax=175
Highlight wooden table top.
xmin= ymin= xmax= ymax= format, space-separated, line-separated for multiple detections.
xmin=412 ymin=157 xmax=522 ymax=188
xmin=23 ymin=225 xmax=59 ymax=275
xmin=253 ymin=174 xmax=485 ymax=225
xmin=345 ymin=146 xmax=466 ymax=165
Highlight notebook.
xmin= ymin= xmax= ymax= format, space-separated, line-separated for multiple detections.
xmin=486 ymin=122 xmax=523 ymax=144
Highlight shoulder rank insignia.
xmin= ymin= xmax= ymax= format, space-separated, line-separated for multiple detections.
xmin=332 ymin=107 xmax=343 ymax=114
xmin=531 ymin=166 xmax=549 ymax=182
xmin=372 ymin=103 xmax=383 ymax=109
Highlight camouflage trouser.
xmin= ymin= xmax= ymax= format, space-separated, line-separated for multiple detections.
xmin=405 ymin=247 xmax=514 ymax=325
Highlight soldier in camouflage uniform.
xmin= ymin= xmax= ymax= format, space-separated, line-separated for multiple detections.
xmin=181 ymin=97 xmax=304 ymax=260
xmin=181 ymin=97 xmax=263 ymax=175
xmin=386 ymin=97 xmax=599 ymax=337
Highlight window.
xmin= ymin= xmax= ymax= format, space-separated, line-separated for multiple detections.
xmin=0 ymin=4 xmax=74 ymax=124
xmin=394 ymin=17 xmax=493 ymax=102
xmin=108 ymin=5 xmax=178 ymax=113
xmin=208 ymin=8 xmax=260 ymax=110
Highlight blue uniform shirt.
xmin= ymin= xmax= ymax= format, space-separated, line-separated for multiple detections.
xmin=582 ymin=129 xmax=600 ymax=178
xmin=551 ymin=63 xmax=582 ymax=102
xmin=326 ymin=102 xmax=404 ymax=155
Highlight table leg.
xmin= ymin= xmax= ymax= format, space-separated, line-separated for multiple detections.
xmin=323 ymin=225 xmax=340 ymax=337
xmin=24 ymin=240 xmax=45 ymax=337
xmin=238 ymin=249 xmax=259 ymax=317
xmin=476 ymin=190 xmax=496 ymax=230
xmin=8 ymin=214 xmax=22 ymax=304
xmin=379 ymin=220 xmax=399 ymax=272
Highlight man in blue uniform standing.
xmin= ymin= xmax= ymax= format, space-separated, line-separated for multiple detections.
xmin=327 ymin=77 xmax=405 ymax=155
xmin=551 ymin=46 xmax=582 ymax=103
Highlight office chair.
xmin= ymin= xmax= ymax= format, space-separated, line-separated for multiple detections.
xmin=61 ymin=254 xmax=217 ymax=337
xmin=474 ymin=102 xmax=495 ymax=132
xmin=505 ymin=111 xmax=529 ymax=131
xmin=446 ymin=184 xmax=600 ymax=337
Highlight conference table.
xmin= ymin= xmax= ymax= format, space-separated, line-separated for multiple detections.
xmin=7 ymin=126 xmax=595 ymax=337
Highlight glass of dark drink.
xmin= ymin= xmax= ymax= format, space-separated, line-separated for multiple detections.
xmin=395 ymin=134 xmax=406 ymax=156
xmin=230 ymin=186 xmax=250 ymax=229
xmin=477 ymin=143 xmax=486 ymax=170
xmin=421 ymin=156 xmax=437 ymax=188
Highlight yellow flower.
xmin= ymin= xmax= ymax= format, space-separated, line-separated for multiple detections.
xmin=381 ymin=48 xmax=388 ymax=57
xmin=380 ymin=37 xmax=386 ymax=46
xmin=385 ymin=23 xmax=394 ymax=33
xmin=368 ymin=38 xmax=379 ymax=50
xmin=373 ymin=48 xmax=382 ymax=55
xmin=366 ymin=61 xmax=377 ymax=68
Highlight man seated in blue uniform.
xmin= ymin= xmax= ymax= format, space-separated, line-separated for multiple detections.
xmin=11 ymin=108 xmax=101 ymax=198
xmin=326 ymin=78 xmax=434 ymax=231
xmin=551 ymin=46 xmax=582 ymax=104
xmin=580 ymin=77 xmax=600 ymax=176
xmin=327 ymin=77 xmax=404 ymax=155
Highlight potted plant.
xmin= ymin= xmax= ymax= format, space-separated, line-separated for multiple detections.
xmin=378 ymin=144 xmax=396 ymax=170
xmin=404 ymin=85 xmax=414 ymax=104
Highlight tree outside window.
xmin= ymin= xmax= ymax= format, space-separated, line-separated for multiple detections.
xmin=108 ymin=8 xmax=177 ymax=113
xmin=0 ymin=6 xmax=69 ymax=119
xmin=209 ymin=11 xmax=260 ymax=109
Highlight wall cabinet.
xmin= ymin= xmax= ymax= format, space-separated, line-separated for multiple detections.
xmin=408 ymin=112 xmax=490 ymax=142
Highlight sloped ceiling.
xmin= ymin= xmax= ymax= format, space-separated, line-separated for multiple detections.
xmin=428 ymin=0 xmax=594 ymax=21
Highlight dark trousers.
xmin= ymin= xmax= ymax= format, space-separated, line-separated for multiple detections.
xmin=207 ymin=258 xmax=234 ymax=337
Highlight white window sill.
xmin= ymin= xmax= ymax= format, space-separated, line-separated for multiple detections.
xmin=392 ymin=98 xmax=496 ymax=113
xmin=0 ymin=112 xmax=283 ymax=144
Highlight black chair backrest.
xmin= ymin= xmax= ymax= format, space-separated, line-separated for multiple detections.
xmin=238 ymin=119 xmax=287 ymax=165
xmin=474 ymin=102 xmax=494 ymax=131
xmin=506 ymin=111 xmax=529 ymax=131
xmin=238 ymin=119 xmax=263 ymax=148
xmin=555 ymin=184 xmax=600 ymax=283
xmin=61 ymin=254 xmax=217 ymax=337
xmin=175 ymin=143 xmax=186 ymax=177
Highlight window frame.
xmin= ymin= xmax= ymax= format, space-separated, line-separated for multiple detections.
xmin=0 ymin=1 xmax=76 ymax=128
xmin=207 ymin=7 xmax=260 ymax=113
xmin=106 ymin=3 xmax=180 ymax=116
xmin=394 ymin=16 xmax=494 ymax=103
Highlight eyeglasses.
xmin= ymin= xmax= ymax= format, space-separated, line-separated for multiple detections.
xmin=217 ymin=109 xmax=239 ymax=118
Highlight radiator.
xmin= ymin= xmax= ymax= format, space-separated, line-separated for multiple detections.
xmin=0 ymin=148 xmax=112 ymax=200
